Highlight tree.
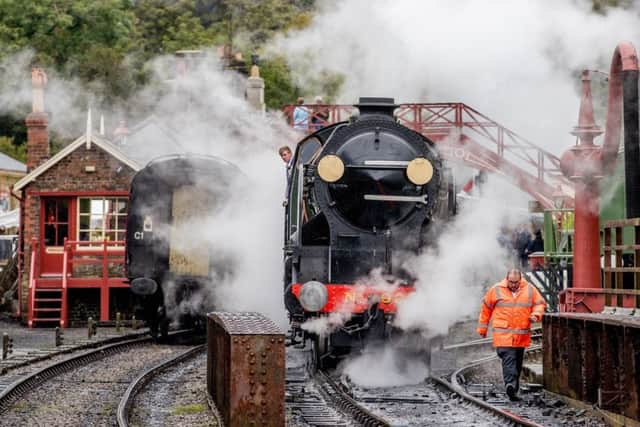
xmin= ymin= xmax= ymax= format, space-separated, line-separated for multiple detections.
xmin=0 ymin=0 xmax=139 ymax=105
xmin=0 ymin=136 xmax=25 ymax=163
xmin=132 ymin=0 xmax=219 ymax=56
xmin=207 ymin=0 xmax=312 ymax=49
xmin=260 ymin=56 xmax=300 ymax=110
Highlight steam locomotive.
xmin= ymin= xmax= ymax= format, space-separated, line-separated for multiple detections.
xmin=126 ymin=154 xmax=245 ymax=338
xmin=284 ymin=98 xmax=455 ymax=368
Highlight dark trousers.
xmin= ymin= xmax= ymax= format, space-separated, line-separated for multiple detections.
xmin=496 ymin=347 xmax=525 ymax=391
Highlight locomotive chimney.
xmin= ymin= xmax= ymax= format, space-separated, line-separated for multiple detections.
xmin=355 ymin=97 xmax=398 ymax=121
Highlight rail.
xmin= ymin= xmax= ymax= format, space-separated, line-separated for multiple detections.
xmin=117 ymin=345 xmax=206 ymax=426
xmin=429 ymin=333 xmax=546 ymax=426
xmin=283 ymin=103 xmax=574 ymax=208
xmin=316 ymin=369 xmax=390 ymax=426
xmin=0 ymin=329 xmax=194 ymax=415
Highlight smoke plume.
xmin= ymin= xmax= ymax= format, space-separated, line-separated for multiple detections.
xmin=273 ymin=0 xmax=640 ymax=152
xmin=0 ymin=49 xmax=295 ymax=328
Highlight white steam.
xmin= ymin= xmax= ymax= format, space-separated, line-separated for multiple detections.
xmin=274 ymin=0 xmax=640 ymax=152
xmin=395 ymin=175 xmax=530 ymax=336
xmin=0 ymin=49 xmax=294 ymax=328
xmin=299 ymin=268 xmax=402 ymax=335
xmin=343 ymin=345 xmax=429 ymax=388
xmin=131 ymin=55 xmax=293 ymax=328
xmin=301 ymin=311 xmax=352 ymax=336
xmin=0 ymin=50 xmax=110 ymax=138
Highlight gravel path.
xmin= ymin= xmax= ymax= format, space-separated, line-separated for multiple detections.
xmin=129 ymin=350 xmax=216 ymax=427
xmin=1 ymin=344 xmax=186 ymax=426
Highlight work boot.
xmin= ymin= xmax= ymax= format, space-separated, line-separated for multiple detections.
xmin=506 ymin=383 xmax=520 ymax=401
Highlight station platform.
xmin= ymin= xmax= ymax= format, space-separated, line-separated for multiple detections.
xmin=0 ymin=318 xmax=146 ymax=370
xmin=543 ymin=312 xmax=640 ymax=424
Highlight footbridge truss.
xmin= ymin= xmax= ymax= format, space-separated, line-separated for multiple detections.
xmin=283 ymin=103 xmax=574 ymax=209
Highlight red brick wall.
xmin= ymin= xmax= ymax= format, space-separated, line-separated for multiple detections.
xmin=25 ymin=112 xmax=49 ymax=172
xmin=20 ymin=143 xmax=137 ymax=320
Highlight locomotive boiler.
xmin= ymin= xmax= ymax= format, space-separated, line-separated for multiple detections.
xmin=284 ymin=98 xmax=455 ymax=368
xmin=126 ymin=154 xmax=245 ymax=339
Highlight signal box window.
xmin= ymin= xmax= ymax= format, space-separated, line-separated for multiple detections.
xmin=78 ymin=197 xmax=128 ymax=245
xmin=44 ymin=199 xmax=69 ymax=246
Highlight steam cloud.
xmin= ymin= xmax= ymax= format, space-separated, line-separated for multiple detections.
xmin=396 ymin=175 xmax=530 ymax=336
xmin=0 ymin=50 xmax=295 ymax=328
xmin=343 ymin=345 xmax=429 ymax=388
xmin=273 ymin=0 xmax=640 ymax=151
xmin=2 ymin=0 xmax=635 ymax=356
xmin=0 ymin=50 xmax=111 ymax=138
xmin=272 ymin=0 xmax=637 ymax=338
xmin=133 ymin=54 xmax=295 ymax=328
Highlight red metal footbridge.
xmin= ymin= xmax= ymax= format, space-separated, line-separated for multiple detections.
xmin=283 ymin=103 xmax=574 ymax=209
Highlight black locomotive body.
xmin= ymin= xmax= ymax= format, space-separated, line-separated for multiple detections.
xmin=284 ymin=98 xmax=455 ymax=366
xmin=126 ymin=154 xmax=244 ymax=338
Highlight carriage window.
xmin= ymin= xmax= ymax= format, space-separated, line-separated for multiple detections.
xmin=78 ymin=197 xmax=128 ymax=245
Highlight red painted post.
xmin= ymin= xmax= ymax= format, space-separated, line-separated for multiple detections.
xmin=560 ymin=70 xmax=604 ymax=289
xmin=60 ymin=238 xmax=68 ymax=327
xmin=572 ymin=182 xmax=602 ymax=288
xmin=100 ymin=240 xmax=109 ymax=321
xmin=28 ymin=238 xmax=37 ymax=328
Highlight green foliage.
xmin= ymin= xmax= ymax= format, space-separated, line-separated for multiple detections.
xmin=0 ymin=115 xmax=26 ymax=144
xmin=132 ymin=0 xmax=218 ymax=56
xmin=0 ymin=136 xmax=25 ymax=163
xmin=0 ymin=0 xmax=319 ymax=144
xmin=0 ymin=0 xmax=139 ymax=104
xmin=260 ymin=56 xmax=300 ymax=110
xmin=208 ymin=0 xmax=308 ymax=48
xmin=592 ymin=0 xmax=634 ymax=13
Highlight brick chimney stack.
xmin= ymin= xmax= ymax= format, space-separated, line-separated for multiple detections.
xmin=246 ymin=55 xmax=265 ymax=113
xmin=25 ymin=68 xmax=49 ymax=171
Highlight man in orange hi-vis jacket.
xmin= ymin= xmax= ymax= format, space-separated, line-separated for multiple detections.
xmin=477 ymin=269 xmax=546 ymax=401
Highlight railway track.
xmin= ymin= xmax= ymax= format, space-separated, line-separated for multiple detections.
xmin=0 ymin=329 xmax=205 ymax=426
xmin=287 ymin=328 xmax=606 ymax=427
xmin=286 ymin=343 xmax=507 ymax=426
xmin=117 ymin=344 xmax=216 ymax=427
xmin=447 ymin=344 xmax=606 ymax=427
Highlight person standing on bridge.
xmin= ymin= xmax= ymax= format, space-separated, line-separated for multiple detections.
xmin=292 ymin=97 xmax=309 ymax=131
xmin=476 ymin=269 xmax=546 ymax=401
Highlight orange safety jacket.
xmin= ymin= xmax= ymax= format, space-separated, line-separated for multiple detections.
xmin=476 ymin=278 xmax=546 ymax=347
